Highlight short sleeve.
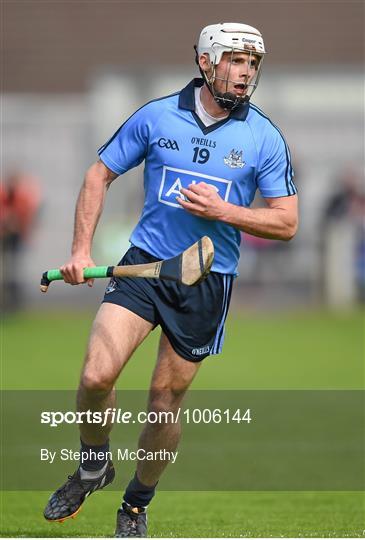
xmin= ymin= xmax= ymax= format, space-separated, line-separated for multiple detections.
xmin=257 ymin=129 xmax=297 ymax=197
xmin=97 ymin=107 xmax=149 ymax=175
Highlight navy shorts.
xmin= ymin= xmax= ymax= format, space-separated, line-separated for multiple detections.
xmin=102 ymin=246 xmax=234 ymax=362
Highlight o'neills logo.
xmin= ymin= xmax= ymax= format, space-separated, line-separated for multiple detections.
xmin=192 ymin=345 xmax=210 ymax=355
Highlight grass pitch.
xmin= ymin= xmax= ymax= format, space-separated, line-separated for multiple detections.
xmin=1 ymin=309 xmax=364 ymax=537
xmin=2 ymin=491 xmax=364 ymax=538
xmin=2 ymin=309 xmax=363 ymax=390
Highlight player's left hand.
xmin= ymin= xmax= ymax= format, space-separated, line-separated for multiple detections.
xmin=176 ymin=182 xmax=227 ymax=220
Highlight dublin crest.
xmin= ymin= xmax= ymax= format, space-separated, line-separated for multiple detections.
xmin=224 ymin=149 xmax=245 ymax=169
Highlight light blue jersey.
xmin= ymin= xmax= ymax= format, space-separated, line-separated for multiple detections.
xmin=98 ymin=78 xmax=296 ymax=275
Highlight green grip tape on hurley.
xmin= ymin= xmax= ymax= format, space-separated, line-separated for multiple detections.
xmin=84 ymin=266 xmax=110 ymax=279
xmin=46 ymin=269 xmax=63 ymax=281
xmin=46 ymin=266 xmax=110 ymax=282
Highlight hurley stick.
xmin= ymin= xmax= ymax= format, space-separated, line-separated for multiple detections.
xmin=40 ymin=236 xmax=214 ymax=293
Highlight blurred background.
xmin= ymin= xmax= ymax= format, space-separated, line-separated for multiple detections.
xmin=1 ymin=0 xmax=364 ymax=313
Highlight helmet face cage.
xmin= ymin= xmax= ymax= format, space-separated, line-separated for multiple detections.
xmin=196 ymin=23 xmax=266 ymax=110
xmin=205 ymin=45 xmax=264 ymax=109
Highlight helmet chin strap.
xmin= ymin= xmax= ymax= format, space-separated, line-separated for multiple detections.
xmin=194 ymin=45 xmax=248 ymax=111
xmin=211 ymin=87 xmax=248 ymax=110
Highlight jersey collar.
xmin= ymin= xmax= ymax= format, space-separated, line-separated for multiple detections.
xmin=178 ymin=78 xmax=249 ymax=121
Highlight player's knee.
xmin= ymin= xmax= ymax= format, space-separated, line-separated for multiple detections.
xmin=148 ymin=399 xmax=170 ymax=417
xmin=148 ymin=388 xmax=184 ymax=415
xmin=80 ymin=370 xmax=114 ymax=393
xmin=146 ymin=399 xmax=179 ymax=429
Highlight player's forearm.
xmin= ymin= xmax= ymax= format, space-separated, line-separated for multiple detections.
xmin=221 ymin=202 xmax=298 ymax=241
xmin=71 ymin=163 xmax=111 ymax=256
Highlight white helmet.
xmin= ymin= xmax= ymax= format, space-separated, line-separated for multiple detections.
xmin=196 ymin=23 xmax=266 ymax=109
xmin=198 ymin=23 xmax=266 ymax=64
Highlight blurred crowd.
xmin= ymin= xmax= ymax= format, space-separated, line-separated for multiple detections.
xmin=242 ymin=164 xmax=365 ymax=306
xmin=321 ymin=167 xmax=365 ymax=304
xmin=0 ymin=171 xmax=42 ymax=312
xmin=0 ymin=163 xmax=363 ymax=313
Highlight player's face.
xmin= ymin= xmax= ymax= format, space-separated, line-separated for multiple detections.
xmin=213 ymin=51 xmax=259 ymax=97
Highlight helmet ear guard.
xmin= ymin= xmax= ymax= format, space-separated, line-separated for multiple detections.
xmin=195 ymin=23 xmax=266 ymax=110
xmin=194 ymin=44 xmax=200 ymax=66
xmin=194 ymin=45 xmax=243 ymax=110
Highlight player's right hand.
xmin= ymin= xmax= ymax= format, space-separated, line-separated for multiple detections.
xmin=59 ymin=255 xmax=96 ymax=287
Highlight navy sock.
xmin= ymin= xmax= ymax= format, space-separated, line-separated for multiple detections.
xmin=123 ymin=472 xmax=157 ymax=509
xmin=80 ymin=439 xmax=110 ymax=471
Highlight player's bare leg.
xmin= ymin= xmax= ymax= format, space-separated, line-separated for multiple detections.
xmin=44 ymin=303 xmax=154 ymax=523
xmin=137 ymin=332 xmax=200 ymax=484
xmin=77 ymin=303 xmax=154 ymax=445
xmin=115 ymin=332 xmax=201 ymax=537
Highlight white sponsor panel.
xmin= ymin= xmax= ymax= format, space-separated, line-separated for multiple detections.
xmin=158 ymin=166 xmax=232 ymax=208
